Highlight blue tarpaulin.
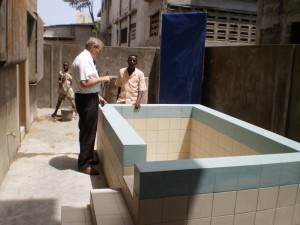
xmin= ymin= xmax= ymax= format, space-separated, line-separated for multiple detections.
xmin=159 ymin=12 xmax=207 ymax=104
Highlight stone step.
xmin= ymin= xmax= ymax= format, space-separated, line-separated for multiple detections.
xmin=90 ymin=188 xmax=134 ymax=225
xmin=61 ymin=204 xmax=92 ymax=225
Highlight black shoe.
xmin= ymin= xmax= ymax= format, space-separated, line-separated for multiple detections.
xmin=91 ymin=159 xmax=99 ymax=165
xmin=79 ymin=166 xmax=99 ymax=175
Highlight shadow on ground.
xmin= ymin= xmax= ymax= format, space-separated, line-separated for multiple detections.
xmin=0 ymin=199 xmax=60 ymax=225
xmin=49 ymin=155 xmax=78 ymax=171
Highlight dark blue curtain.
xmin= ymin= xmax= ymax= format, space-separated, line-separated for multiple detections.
xmin=159 ymin=12 xmax=207 ymax=104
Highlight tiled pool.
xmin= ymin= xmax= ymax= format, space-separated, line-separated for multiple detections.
xmin=97 ymin=104 xmax=300 ymax=225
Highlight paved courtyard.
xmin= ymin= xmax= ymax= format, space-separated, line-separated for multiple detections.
xmin=0 ymin=108 xmax=108 ymax=225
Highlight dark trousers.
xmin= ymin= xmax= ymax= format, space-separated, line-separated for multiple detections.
xmin=75 ymin=93 xmax=99 ymax=168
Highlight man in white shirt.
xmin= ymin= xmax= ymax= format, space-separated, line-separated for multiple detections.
xmin=72 ymin=37 xmax=110 ymax=175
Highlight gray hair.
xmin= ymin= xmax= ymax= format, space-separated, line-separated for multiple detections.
xmin=85 ymin=37 xmax=104 ymax=48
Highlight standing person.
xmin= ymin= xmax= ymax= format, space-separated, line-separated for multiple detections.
xmin=72 ymin=37 xmax=110 ymax=175
xmin=52 ymin=62 xmax=77 ymax=118
xmin=115 ymin=54 xmax=147 ymax=110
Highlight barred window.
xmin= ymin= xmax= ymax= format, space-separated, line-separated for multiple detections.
xmin=205 ymin=9 xmax=256 ymax=44
xmin=130 ymin=23 xmax=136 ymax=40
xmin=150 ymin=12 xmax=159 ymax=37
xmin=120 ymin=27 xmax=127 ymax=44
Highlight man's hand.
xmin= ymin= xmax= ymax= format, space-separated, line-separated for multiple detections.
xmin=98 ymin=95 xmax=107 ymax=107
xmin=133 ymin=101 xmax=141 ymax=110
xmin=100 ymin=76 xmax=111 ymax=83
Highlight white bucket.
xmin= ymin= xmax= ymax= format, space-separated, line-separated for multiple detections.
xmin=61 ymin=107 xmax=74 ymax=121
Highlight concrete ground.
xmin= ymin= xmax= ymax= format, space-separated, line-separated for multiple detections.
xmin=0 ymin=108 xmax=108 ymax=225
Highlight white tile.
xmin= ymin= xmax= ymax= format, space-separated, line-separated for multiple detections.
xmin=61 ymin=205 xmax=84 ymax=212
xmin=145 ymin=130 xmax=157 ymax=142
xmin=170 ymin=118 xmax=181 ymax=129
xmin=91 ymin=189 xmax=118 ymax=203
xmin=158 ymin=118 xmax=170 ymax=130
xmin=61 ymin=222 xmax=87 ymax=225
xmin=188 ymin=193 xmax=213 ymax=219
xmin=292 ymin=204 xmax=300 ymax=225
xmin=94 ymin=202 xmax=120 ymax=215
xmin=234 ymin=212 xmax=255 ymax=225
xmin=257 ymin=187 xmax=279 ymax=210
xmin=97 ymin=214 xmax=124 ymax=225
xmin=212 ymin=191 xmax=236 ymax=217
xmin=296 ymin=185 xmax=300 ymax=204
xmin=146 ymin=118 xmax=158 ymax=131
xmin=135 ymin=119 xmax=146 ymax=131
xmin=139 ymin=199 xmax=162 ymax=225
xmin=157 ymin=130 xmax=169 ymax=142
xmin=235 ymin=189 xmax=258 ymax=214
xmin=274 ymin=206 xmax=294 ymax=225
xmin=61 ymin=209 xmax=85 ymax=223
xmin=162 ymin=196 xmax=189 ymax=222
xmin=169 ymin=130 xmax=181 ymax=142
xmin=277 ymin=184 xmax=298 ymax=207
xmin=255 ymin=209 xmax=275 ymax=225
xmin=187 ymin=218 xmax=211 ymax=225
xmin=211 ymin=215 xmax=234 ymax=225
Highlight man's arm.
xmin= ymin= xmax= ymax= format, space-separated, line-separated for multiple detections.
xmin=80 ymin=76 xmax=110 ymax=87
xmin=134 ymin=91 xmax=144 ymax=109
xmin=116 ymin=87 xmax=121 ymax=102
xmin=98 ymin=95 xmax=107 ymax=107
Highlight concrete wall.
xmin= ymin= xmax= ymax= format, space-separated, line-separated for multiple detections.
xmin=38 ymin=44 xmax=300 ymax=144
xmin=37 ymin=44 xmax=159 ymax=108
xmin=44 ymin=25 xmax=95 ymax=44
xmin=100 ymin=0 xmax=258 ymax=47
xmin=0 ymin=0 xmax=41 ymax=185
xmin=257 ymin=0 xmax=300 ymax=44
xmin=202 ymin=44 xmax=300 ymax=142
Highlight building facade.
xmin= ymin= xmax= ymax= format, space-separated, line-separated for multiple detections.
xmin=99 ymin=0 xmax=258 ymax=47
xmin=256 ymin=0 xmax=300 ymax=44
xmin=0 ymin=0 xmax=43 ymax=184
xmin=43 ymin=24 xmax=96 ymax=44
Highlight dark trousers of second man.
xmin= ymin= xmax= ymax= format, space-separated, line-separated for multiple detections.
xmin=75 ymin=93 xmax=98 ymax=169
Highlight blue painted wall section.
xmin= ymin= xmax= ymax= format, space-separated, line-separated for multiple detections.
xmin=159 ymin=13 xmax=207 ymax=104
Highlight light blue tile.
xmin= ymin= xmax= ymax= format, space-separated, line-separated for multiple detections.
xmin=163 ymin=170 xmax=194 ymax=197
xmin=133 ymin=106 xmax=147 ymax=119
xmin=113 ymin=105 xmax=123 ymax=114
xmin=280 ymin=162 xmax=300 ymax=185
xmin=191 ymin=168 xmax=215 ymax=194
xmin=137 ymin=171 xmax=165 ymax=199
xmin=242 ymin=131 xmax=277 ymax=154
xmin=214 ymin=167 xmax=239 ymax=192
xmin=121 ymin=105 xmax=135 ymax=119
xmin=238 ymin=165 xmax=261 ymax=190
xmin=122 ymin=145 xmax=147 ymax=166
xmin=271 ymin=142 xmax=297 ymax=154
xmin=260 ymin=163 xmax=282 ymax=187
xmin=134 ymin=166 xmax=141 ymax=196
xmin=191 ymin=107 xmax=211 ymax=124
xmin=158 ymin=106 xmax=171 ymax=118
xmin=181 ymin=106 xmax=193 ymax=118
xmin=146 ymin=105 xmax=159 ymax=118
xmin=169 ymin=105 xmax=182 ymax=118
xmin=135 ymin=161 xmax=167 ymax=173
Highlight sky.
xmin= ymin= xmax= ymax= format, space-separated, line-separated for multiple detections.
xmin=37 ymin=0 xmax=102 ymax=26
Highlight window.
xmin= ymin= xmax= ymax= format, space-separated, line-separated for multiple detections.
xmin=205 ymin=9 xmax=256 ymax=44
xmin=290 ymin=22 xmax=300 ymax=44
xmin=121 ymin=27 xmax=127 ymax=44
xmin=130 ymin=23 xmax=136 ymax=40
xmin=108 ymin=27 xmax=112 ymax=46
xmin=150 ymin=12 xmax=159 ymax=37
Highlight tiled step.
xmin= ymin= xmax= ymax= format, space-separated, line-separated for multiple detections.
xmin=61 ymin=204 xmax=92 ymax=225
xmin=90 ymin=188 xmax=134 ymax=225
